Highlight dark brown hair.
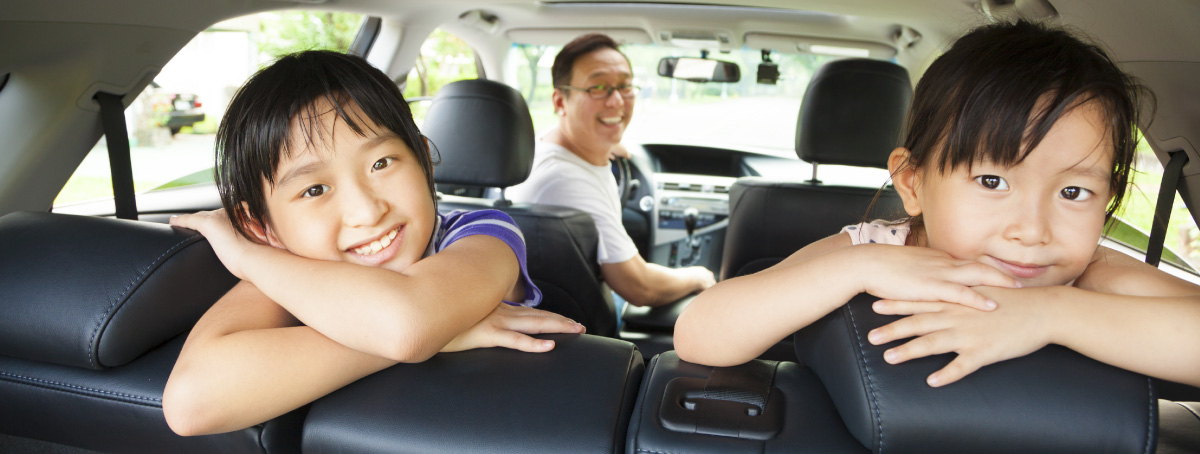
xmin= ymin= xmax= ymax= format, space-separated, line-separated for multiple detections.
xmin=899 ymin=20 xmax=1151 ymax=220
xmin=551 ymin=33 xmax=629 ymax=93
xmin=216 ymin=50 xmax=436 ymax=242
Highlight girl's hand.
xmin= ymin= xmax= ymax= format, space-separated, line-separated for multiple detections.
xmin=440 ymin=303 xmax=586 ymax=353
xmin=170 ymin=209 xmax=270 ymax=279
xmin=852 ymin=244 xmax=1021 ymax=312
xmin=866 ymin=286 xmax=1057 ymax=387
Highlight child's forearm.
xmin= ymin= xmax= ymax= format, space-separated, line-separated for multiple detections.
xmin=675 ymin=247 xmax=862 ymax=366
xmin=1048 ymin=287 xmax=1200 ymax=387
xmin=237 ymin=238 xmax=511 ymax=361
xmin=164 ymin=324 xmax=396 ymax=435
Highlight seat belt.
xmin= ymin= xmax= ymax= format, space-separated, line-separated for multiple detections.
xmin=1146 ymin=151 xmax=1189 ymax=267
xmin=95 ymin=92 xmax=138 ymax=220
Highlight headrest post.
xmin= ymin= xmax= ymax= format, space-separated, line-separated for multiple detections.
xmin=805 ymin=162 xmax=822 ymax=184
xmin=493 ymin=187 xmax=513 ymax=208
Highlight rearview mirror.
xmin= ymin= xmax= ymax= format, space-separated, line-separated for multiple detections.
xmin=657 ymin=57 xmax=740 ymax=83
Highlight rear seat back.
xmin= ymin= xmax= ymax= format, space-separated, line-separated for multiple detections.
xmin=0 ymin=211 xmax=301 ymax=453
xmin=423 ymin=78 xmax=617 ymax=337
xmin=721 ymin=58 xmax=911 ymax=280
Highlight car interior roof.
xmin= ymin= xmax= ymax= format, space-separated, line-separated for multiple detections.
xmin=2 ymin=0 xmax=1200 ymax=218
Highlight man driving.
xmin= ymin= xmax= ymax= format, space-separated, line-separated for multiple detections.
xmin=509 ymin=33 xmax=716 ymax=309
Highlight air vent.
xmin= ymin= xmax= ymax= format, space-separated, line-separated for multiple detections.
xmin=661 ymin=181 xmax=727 ymax=193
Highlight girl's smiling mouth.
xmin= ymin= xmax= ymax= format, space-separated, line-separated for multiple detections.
xmin=347 ymin=225 xmax=403 ymax=265
xmin=989 ymin=256 xmax=1049 ymax=279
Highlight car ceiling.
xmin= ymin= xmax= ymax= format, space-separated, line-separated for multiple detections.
xmin=1 ymin=0 xmax=1200 ymax=220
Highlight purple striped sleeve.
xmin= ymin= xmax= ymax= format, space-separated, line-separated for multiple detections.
xmin=436 ymin=210 xmax=542 ymax=307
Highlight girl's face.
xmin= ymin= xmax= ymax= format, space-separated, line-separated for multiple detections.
xmin=259 ymin=100 xmax=435 ymax=274
xmin=893 ymin=101 xmax=1114 ymax=287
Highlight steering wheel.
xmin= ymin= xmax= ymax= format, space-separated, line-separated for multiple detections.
xmin=612 ymin=157 xmax=635 ymax=206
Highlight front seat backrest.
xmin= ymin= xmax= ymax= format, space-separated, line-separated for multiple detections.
xmin=721 ymin=58 xmax=912 ymax=280
xmin=422 ymin=79 xmax=617 ymax=337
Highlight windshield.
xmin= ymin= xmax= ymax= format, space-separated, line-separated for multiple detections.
xmin=506 ymin=43 xmax=839 ymax=155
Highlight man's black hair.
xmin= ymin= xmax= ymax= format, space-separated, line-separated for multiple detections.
xmin=551 ymin=33 xmax=629 ymax=92
xmin=215 ymin=50 xmax=436 ymax=241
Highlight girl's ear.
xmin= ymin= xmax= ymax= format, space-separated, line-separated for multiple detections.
xmin=888 ymin=147 xmax=924 ymax=217
xmin=239 ymin=202 xmax=286 ymax=249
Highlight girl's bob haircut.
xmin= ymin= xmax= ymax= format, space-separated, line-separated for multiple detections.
xmin=900 ymin=20 xmax=1151 ymax=220
xmin=215 ymin=50 xmax=436 ymax=241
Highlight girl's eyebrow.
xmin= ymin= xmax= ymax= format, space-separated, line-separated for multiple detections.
xmin=1063 ymin=165 xmax=1110 ymax=181
xmin=276 ymin=160 xmax=325 ymax=189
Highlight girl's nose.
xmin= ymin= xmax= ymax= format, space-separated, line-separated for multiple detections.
xmin=341 ymin=181 xmax=388 ymax=228
xmin=1002 ymin=197 xmax=1051 ymax=246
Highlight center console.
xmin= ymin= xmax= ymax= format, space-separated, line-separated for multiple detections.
xmin=648 ymin=172 xmax=734 ymax=274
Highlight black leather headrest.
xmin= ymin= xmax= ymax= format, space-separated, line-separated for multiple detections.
xmin=424 ymin=79 xmax=535 ymax=188
xmin=0 ymin=212 xmax=236 ymax=369
xmin=797 ymin=58 xmax=912 ymax=169
xmin=795 ymin=293 xmax=1157 ymax=454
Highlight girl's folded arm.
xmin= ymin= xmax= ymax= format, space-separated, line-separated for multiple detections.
xmin=162 ymin=280 xmax=397 ymax=436
xmin=675 ymin=233 xmax=862 ymax=366
xmin=238 ymin=234 xmax=521 ymax=361
xmin=1052 ymin=246 xmax=1200 ymax=386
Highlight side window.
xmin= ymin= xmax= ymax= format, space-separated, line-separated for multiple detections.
xmin=1111 ymin=133 xmax=1200 ymax=274
xmin=53 ymin=11 xmax=364 ymax=210
xmin=404 ymin=29 xmax=480 ymax=126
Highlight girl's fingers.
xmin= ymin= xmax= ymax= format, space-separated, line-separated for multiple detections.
xmin=869 ymin=315 xmax=950 ymax=347
xmin=492 ymin=331 xmax=556 ymax=352
xmin=891 ymin=330 xmax=959 ymax=362
xmin=927 ymin=354 xmax=985 ymax=387
xmin=954 ymin=261 xmax=1021 ymax=289
xmin=872 ymin=299 xmax=948 ymax=315
xmin=933 ymin=283 xmax=997 ymax=312
xmin=493 ymin=307 xmax=585 ymax=334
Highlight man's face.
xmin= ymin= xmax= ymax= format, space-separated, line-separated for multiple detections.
xmin=554 ymin=47 xmax=635 ymax=158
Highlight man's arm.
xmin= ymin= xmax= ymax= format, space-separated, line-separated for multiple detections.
xmin=602 ymin=254 xmax=714 ymax=307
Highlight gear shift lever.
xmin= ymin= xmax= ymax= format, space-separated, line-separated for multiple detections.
xmin=682 ymin=207 xmax=702 ymax=266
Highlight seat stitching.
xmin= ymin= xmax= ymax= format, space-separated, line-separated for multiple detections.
xmin=847 ymin=305 xmax=885 ymax=453
xmin=0 ymin=371 xmax=161 ymax=404
xmin=1144 ymin=378 xmax=1154 ymax=454
xmin=87 ymin=235 xmax=197 ymax=368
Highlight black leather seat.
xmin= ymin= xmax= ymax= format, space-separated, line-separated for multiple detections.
xmin=720 ymin=58 xmax=912 ymax=280
xmin=0 ymin=212 xmax=304 ymax=453
xmin=422 ymin=78 xmax=618 ymax=338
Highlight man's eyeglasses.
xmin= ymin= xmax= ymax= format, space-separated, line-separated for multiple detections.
xmin=557 ymin=84 xmax=641 ymax=100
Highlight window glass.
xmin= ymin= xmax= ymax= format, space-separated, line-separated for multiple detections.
xmin=53 ymin=11 xmax=363 ymax=209
xmin=1112 ymin=134 xmax=1200 ymax=272
xmin=404 ymin=29 xmax=479 ymax=126
xmin=506 ymin=43 xmax=838 ymax=154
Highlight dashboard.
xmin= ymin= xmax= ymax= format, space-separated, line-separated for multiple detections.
xmin=618 ymin=143 xmax=799 ymax=275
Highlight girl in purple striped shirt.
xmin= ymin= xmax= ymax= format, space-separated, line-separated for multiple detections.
xmin=162 ymin=50 xmax=583 ymax=435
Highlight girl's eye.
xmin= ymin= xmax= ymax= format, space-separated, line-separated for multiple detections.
xmin=974 ymin=175 xmax=1009 ymax=190
xmin=302 ymin=184 xmax=329 ymax=198
xmin=372 ymin=157 xmax=394 ymax=172
xmin=1060 ymin=186 xmax=1093 ymax=201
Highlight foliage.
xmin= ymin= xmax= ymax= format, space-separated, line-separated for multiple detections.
xmin=403 ymin=29 xmax=479 ymax=99
xmin=254 ymin=11 xmax=363 ymax=58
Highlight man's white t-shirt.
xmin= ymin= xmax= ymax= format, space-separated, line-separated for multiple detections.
xmin=508 ymin=141 xmax=639 ymax=265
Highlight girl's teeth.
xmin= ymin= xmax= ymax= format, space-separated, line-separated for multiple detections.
xmin=355 ymin=228 xmax=399 ymax=256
